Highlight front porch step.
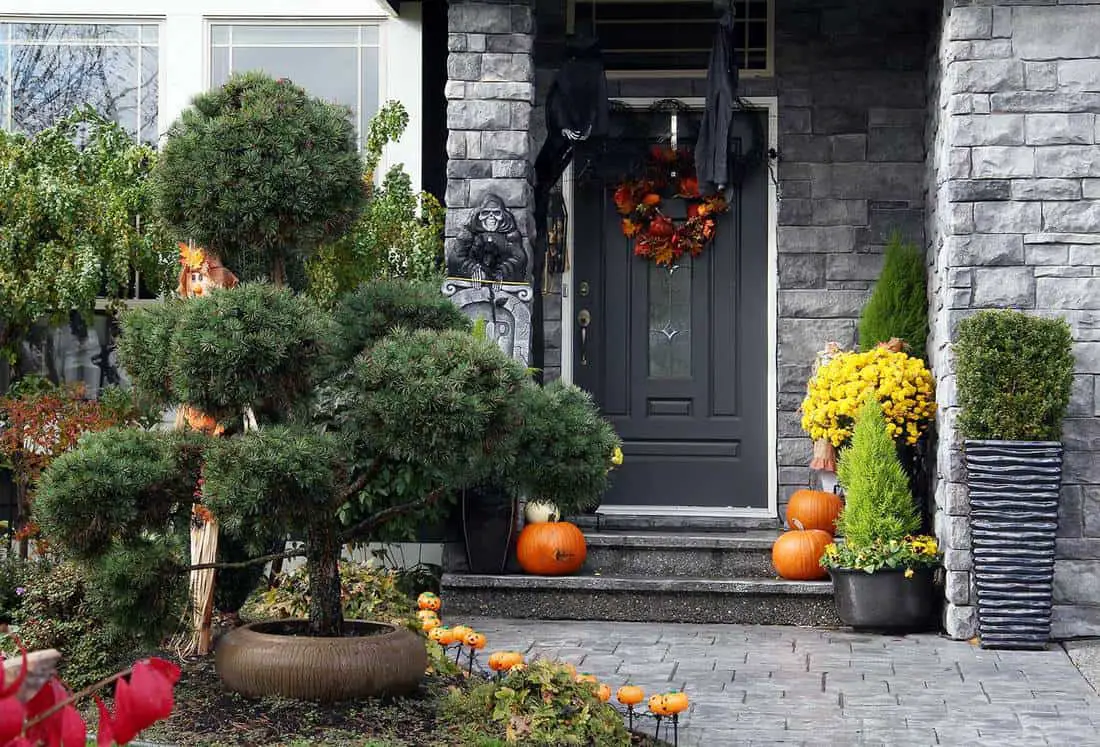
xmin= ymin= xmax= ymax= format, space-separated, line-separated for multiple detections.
xmin=584 ymin=531 xmax=778 ymax=579
xmin=571 ymin=513 xmax=780 ymax=533
xmin=441 ymin=573 xmax=840 ymax=627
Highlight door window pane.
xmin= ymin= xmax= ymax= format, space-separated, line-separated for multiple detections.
xmin=210 ymin=23 xmax=381 ymax=146
xmin=0 ymin=21 xmax=159 ymax=142
xmin=648 ymin=257 xmax=693 ymax=378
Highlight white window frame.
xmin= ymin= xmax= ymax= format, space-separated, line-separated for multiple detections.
xmin=204 ymin=18 xmax=388 ymax=150
xmin=566 ymin=0 xmax=774 ymax=79
xmin=0 ymin=16 xmax=167 ymax=142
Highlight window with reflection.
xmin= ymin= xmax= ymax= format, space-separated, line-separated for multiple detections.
xmin=210 ymin=24 xmax=381 ymax=147
xmin=0 ymin=22 xmax=159 ymax=141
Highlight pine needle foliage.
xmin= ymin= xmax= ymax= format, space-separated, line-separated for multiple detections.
xmin=836 ymin=396 xmax=920 ymax=547
xmin=152 ymin=72 xmax=365 ymax=285
xmin=858 ymin=234 xmax=928 ymax=360
xmin=955 ymin=309 xmax=1074 ymax=441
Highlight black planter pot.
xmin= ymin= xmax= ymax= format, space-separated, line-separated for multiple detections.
xmin=830 ymin=567 xmax=937 ymax=632
xmin=461 ymin=485 xmax=517 ymax=574
xmin=964 ymin=440 xmax=1062 ymax=650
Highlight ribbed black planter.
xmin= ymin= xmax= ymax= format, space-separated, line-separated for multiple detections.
xmin=830 ymin=567 xmax=937 ymax=632
xmin=461 ymin=485 xmax=517 ymax=574
xmin=964 ymin=440 xmax=1062 ymax=650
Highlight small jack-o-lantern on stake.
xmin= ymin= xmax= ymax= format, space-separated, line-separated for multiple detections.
xmin=175 ymin=241 xmax=240 ymax=657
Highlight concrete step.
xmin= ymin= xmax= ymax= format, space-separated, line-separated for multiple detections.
xmin=570 ymin=513 xmax=780 ymax=533
xmin=584 ymin=530 xmax=779 ymax=579
xmin=441 ymin=573 xmax=840 ymax=627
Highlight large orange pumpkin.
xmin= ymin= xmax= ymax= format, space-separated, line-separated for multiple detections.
xmin=516 ymin=521 xmax=587 ymax=575
xmin=786 ymin=489 xmax=844 ymax=535
xmin=772 ymin=522 xmax=831 ymax=580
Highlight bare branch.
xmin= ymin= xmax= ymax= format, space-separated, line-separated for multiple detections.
xmin=338 ymin=487 xmax=447 ymax=544
xmin=186 ymin=544 xmax=306 ymax=572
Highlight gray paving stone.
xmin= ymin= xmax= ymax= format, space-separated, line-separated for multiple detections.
xmin=458 ymin=618 xmax=1100 ymax=745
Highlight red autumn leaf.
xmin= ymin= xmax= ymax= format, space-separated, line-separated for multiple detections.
xmin=94 ymin=696 xmax=115 ymax=747
xmin=0 ymin=644 xmax=28 ymax=700
xmin=57 ymin=705 xmax=86 ymax=747
xmin=111 ymin=658 xmax=179 ymax=744
xmin=0 ymin=697 xmax=26 ymax=743
xmin=24 ymin=679 xmax=61 ymax=747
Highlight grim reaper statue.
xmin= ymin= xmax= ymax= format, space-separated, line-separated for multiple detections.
xmin=447 ymin=194 xmax=527 ymax=283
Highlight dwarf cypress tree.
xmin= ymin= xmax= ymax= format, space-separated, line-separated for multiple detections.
xmin=858 ymin=234 xmax=928 ymax=360
xmin=836 ymin=396 xmax=920 ymax=547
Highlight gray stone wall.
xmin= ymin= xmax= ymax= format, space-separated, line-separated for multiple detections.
xmin=445 ymin=0 xmax=537 ymax=280
xmin=927 ymin=0 xmax=1100 ymax=639
xmin=770 ymin=0 xmax=933 ymax=519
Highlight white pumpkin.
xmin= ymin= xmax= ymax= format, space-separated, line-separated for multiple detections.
xmin=524 ymin=500 xmax=561 ymax=524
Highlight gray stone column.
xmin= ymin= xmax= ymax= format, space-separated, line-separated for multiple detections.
xmin=444 ymin=0 xmax=536 ymax=364
xmin=927 ymin=0 xmax=1100 ymax=640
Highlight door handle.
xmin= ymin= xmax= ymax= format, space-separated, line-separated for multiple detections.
xmin=578 ymin=309 xmax=591 ymax=366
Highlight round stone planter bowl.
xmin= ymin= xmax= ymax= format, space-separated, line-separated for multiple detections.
xmin=215 ymin=620 xmax=426 ymax=702
xmin=829 ymin=567 xmax=937 ymax=633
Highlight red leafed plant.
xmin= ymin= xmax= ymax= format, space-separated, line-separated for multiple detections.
xmin=0 ymin=641 xmax=179 ymax=747
xmin=0 ymin=384 xmax=128 ymax=555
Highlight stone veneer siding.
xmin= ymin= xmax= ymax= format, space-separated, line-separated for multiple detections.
xmin=928 ymin=0 xmax=1100 ymax=640
xmin=445 ymin=0 xmax=537 ymax=278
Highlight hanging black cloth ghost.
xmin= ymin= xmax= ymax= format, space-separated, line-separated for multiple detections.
xmin=535 ymin=35 xmax=610 ymax=197
xmin=695 ymin=6 xmax=740 ymax=191
xmin=530 ymin=35 xmax=610 ymax=381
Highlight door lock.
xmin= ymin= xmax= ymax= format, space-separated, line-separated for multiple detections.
xmin=579 ymin=281 xmax=590 ymax=297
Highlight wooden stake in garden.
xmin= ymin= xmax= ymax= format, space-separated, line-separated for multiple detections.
xmin=176 ymin=241 xmax=238 ymax=656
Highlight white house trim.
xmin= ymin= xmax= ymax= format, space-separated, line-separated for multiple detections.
xmin=561 ymin=95 xmax=779 ymax=520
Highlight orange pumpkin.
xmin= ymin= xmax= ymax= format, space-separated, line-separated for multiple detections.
xmin=464 ymin=631 xmax=486 ymax=650
xmin=664 ymin=692 xmax=690 ymax=715
xmin=451 ymin=625 xmax=474 ymax=641
xmin=648 ymin=694 xmax=671 ymax=716
xmin=616 ymin=685 xmax=645 ymax=706
xmin=597 ymin=683 xmax=611 ymax=702
xmin=772 ymin=522 xmax=831 ymax=580
xmin=786 ymin=489 xmax=844 ymax=535
xmin=429 ymin=627 xmax=454 ymax=645
xmin=416 ymin=609 xmax=439 ymax=623
xmin=421 ymin=617 xmax=440 ymax=632
xmin=576 ymin=673 xmax=599 ymax=685
xmin=516 ymin=521 xmax=587 ymax=576
xmin=488 ymin=651 xmax=524 ymax=672
xmin=417 ymin=592 xmax=441 ymax=611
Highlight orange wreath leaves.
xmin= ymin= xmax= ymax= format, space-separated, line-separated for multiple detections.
xmin=614 ymin=147 xmax=729 ymax=267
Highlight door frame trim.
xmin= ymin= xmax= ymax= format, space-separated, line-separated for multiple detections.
xmin=560 ymin=95 xmax=779 ymax=520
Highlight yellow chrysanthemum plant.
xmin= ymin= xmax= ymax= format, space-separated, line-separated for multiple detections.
xmin=801 ymin=340 xmax=937 ymax=468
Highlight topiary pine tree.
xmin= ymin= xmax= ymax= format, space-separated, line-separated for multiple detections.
xmin=836 ymin=395 xmax=920 ymax=548
xmin=858 ymin=233 xmax=928 ymax=360
xmin=36 ymin=280 xmax=620 ymax=640
xmin=152 ymin=72 xmax=365 ymax=288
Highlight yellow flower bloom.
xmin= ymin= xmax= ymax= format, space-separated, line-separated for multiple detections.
xmin=904 ymin=568 xmax=915 ymax=579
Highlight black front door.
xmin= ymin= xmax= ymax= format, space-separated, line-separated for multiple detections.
xmin=572 ymin=107 xmax=768 ymax=510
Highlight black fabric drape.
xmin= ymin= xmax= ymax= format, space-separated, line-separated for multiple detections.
xmin=695 ymin=9 xmax=739 ymax=192
xmin=531 ymin=36 xmax=609 ymax=381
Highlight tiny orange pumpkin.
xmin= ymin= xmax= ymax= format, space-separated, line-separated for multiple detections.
xmin=451 ymin=625 xmax=474 ymax=641
xmin=648 ymin=694 xmax=671 ymax=716
xmin=617 ymin=685 xmax=645 ymax=706
xmin=416 ymin=609 xmax=439 ymax=622
xmin=429 ymin=627 xmax=453 ymax=645
xmin=464 ymin=631 xmax=486 ymax=650
xmin=597 ymin=683 xmax=611 ymax=702
xmin=417 ymin=592 xmax=442 ymax=611
xmin=664 ymin=691 xmax=690 ymax=715
xmin=421 ymin=617 xmax=440 ymax=632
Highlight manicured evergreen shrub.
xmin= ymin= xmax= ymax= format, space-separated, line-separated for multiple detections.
xmin=836 ymin=396 xmax=920 ymax=547
xmin=955 ymin=309 xmax=1074 ymax=441
xmin=153 ymin=72 xmax=365 ymax=286
xmin=858 ymin=234 xmax=928 ymax=360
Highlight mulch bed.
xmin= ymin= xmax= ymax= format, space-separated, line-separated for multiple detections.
xmin=135 ymin=655 xmax=672 ymax=747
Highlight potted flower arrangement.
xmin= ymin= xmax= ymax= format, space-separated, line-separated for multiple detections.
xmin=955 ymin=310 xmax=1074 ymax=649
xmin=820 ymin=396 xmax=942 ymax=631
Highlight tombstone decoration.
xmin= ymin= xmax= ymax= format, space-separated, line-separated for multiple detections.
xmin=443 ymin=194 xmax=532 ymax=366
